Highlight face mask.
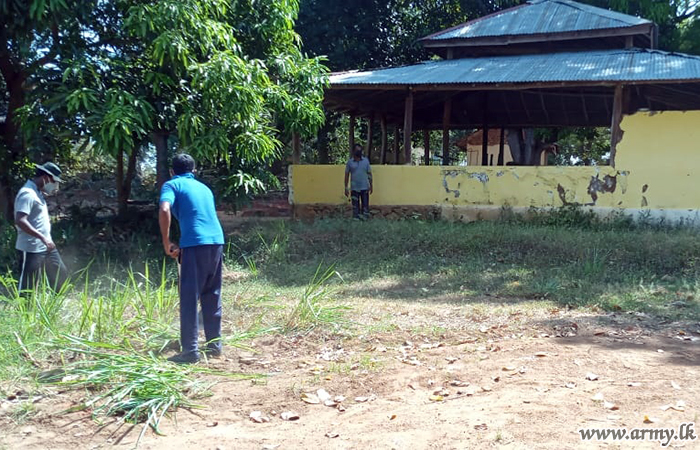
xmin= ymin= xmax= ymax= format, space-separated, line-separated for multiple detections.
xmin=43 ymin=181 xmax=58 ymax=195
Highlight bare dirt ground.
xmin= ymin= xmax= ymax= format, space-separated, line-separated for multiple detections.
xmin=2 ymin=299 xmax=700 ymax=450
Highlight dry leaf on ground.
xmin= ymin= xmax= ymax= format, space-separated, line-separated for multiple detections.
xmin=301 ymin=393 xmax=320 ymax=404
xmin=317 ymin=389 xmax=331 ymax=402
xmin=280 ymin=411 xmax=300 ymax=421
xmin=250 ymin=411 xmax=270 ymax=423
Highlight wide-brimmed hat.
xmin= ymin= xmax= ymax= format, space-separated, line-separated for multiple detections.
xmin=35 ymin=162 xmax=62 ymax=182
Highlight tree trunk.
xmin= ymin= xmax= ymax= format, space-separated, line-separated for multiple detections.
xmin=152 ymin=130 xmax=170 ymax=191
xmin=116 ymin=148 xmax=125 ymax=217
xmin=116 ymin=145 xmax=139 ymax=219
xmin=0 ymin=177 xmax=14 ymax=222
xmin=0 ymin=63 xmax=27 ymax=221
xmin=317 ymin=118 xmax=331 ymax=164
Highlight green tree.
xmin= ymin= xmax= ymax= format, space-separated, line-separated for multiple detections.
xmin=581 ymin=1 xmax=700 ymax=51
xmin=0 ymin=0 xmax=96 ymax=220
xmin=59 ymin=0 xmax=328 ymax=216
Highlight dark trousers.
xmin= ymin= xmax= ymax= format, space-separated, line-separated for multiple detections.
xmin=17 ymin=249 xmax=68 ymax=293
xmin=179 ymin=244 xmax=223 ymax=355
xmin=351 ymin=190 xmax=369 ymax=218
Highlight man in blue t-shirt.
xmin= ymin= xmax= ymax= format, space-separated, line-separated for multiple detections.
xmin=159 ymin=154 xmax=225 ymax=364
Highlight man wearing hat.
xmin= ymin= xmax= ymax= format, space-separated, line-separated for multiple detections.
xmin=14 ymin=162 xmax=68 ymax=293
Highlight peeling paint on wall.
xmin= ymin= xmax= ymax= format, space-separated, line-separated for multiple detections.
xmin=441 ymin=170 xmax=463 ymax=198
xmin=587 ymin=174 xmax=617 ymax=203
xmin=557 ymin=184 xmax=569 ymax=205
xmin=468 ymin=172 xmax=489 ymax=184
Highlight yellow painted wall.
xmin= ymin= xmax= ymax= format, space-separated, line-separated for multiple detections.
xmin=290 ymin=111 xmax=700 ymax=213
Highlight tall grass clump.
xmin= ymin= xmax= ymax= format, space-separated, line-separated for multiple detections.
xmin=284 ymin=263 xmax=349 ymax=333
xmin=0 ymin=261 xmax=183 ymax=408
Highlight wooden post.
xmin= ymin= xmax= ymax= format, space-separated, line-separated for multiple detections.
xmin=481 ymin=127 xmax=489 ymax=166
xmin=497 ymin=128 xmax=505 ymax=166
xmin=481 ymin=93 xmax=489 ymax=166
xmin=442 ymin=98 xmax=452 ymax=165
xmin=292 ymin=132 xmax=301 ymax=164
xmin=423 ymin=130 xmax=430 ymax=166
xmin=610 ymin=85 xmax=624 ymax=168
xmin=393 ymin=126 xmax=400 ymax=164
xmin=349 ymin=114 xmax=355 ymax=157
xmin=380 ymin=116 xmax=388 ymax=164
xmin=366 ymin=113 xmax=374 ymax=161
xmin=403 ymin=89 xmax=414 ymax=165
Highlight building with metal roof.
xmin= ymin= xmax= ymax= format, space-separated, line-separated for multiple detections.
xmin=319 ymin=0 xmax=700 ymax=168
xmin=291 ymin=0 xmax=700 ymax=224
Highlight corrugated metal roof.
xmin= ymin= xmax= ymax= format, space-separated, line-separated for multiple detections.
xmin=329 ymin=49 xmax=700 ymax=86
xmin=423 ymin=0 xmax=650 ymax=41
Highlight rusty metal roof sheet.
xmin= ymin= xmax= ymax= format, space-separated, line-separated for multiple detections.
xmin=329 ymin=49 xmax=700 ymax=87
xmin=422 ymin=0 xmax=650 ymax=42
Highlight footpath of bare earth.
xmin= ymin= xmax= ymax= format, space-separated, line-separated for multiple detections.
xmin=2 ymin=294 xmax=699 ymax=450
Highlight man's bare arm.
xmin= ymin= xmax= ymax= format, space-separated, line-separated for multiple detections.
xmin=158 ymin=201 xmax=179 ymax=258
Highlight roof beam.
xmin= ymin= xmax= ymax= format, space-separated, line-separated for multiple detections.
xmin=580 ymin=92 xmax=590 ymax=123
xmin=539 ymin=93 xmax=550 ymax=124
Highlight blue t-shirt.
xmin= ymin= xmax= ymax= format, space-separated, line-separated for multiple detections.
xmin=159 ymin=173 xmax=224 ymax=248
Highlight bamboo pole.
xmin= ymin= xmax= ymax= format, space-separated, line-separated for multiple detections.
xmin=403 ymin=90 xmax=414 ymax=165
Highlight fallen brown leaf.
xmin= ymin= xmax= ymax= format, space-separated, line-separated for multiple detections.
xmin=280 ymin=411 xmax=299 ymax=421
xmin=301 ymin=393 xmax=320 ymax=404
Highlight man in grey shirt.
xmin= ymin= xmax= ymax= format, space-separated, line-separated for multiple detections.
xmin=14 ymin=162 xmax=68 ymax=292
xmin=344 ymin=144 xmax=373 ymax=220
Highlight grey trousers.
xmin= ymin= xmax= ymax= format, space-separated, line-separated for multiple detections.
xmin=17 ymin=249 xmax=69 ymax=293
